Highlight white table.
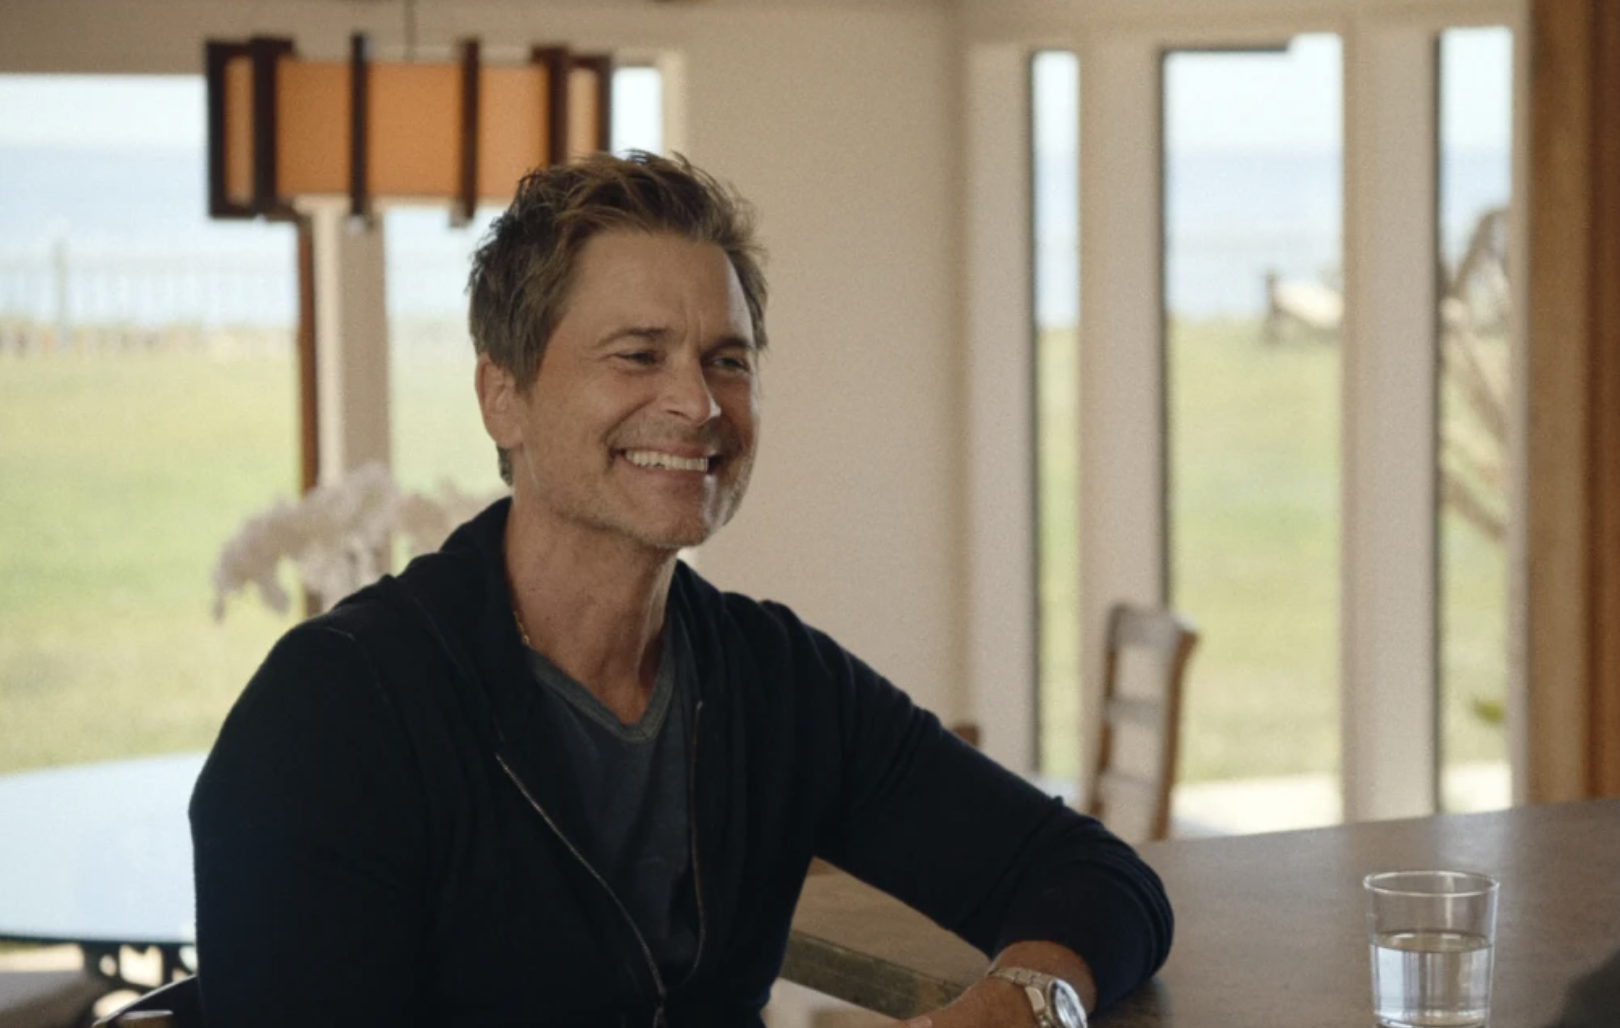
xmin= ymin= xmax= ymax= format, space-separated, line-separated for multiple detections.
xmin=0 ymin=753 xmax=203 ymax=986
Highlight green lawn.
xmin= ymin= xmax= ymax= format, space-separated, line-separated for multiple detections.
xmin=389 ymin=320 xmax=504 ymax=497
xmin=0 ymin=345 xmax=299 ymax=773
xmin=1037 ymin=319 xmax=1509 ymax=784
xmin=1169 ymin=318 xmax=1343 ymax=781
xmin=0 ymin=332 xmax=499 ymax=775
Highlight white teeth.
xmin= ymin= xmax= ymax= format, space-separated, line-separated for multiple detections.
xmin=623 ymin=449 xmax=710 ymax=472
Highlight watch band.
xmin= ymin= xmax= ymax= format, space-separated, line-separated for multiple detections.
xmin=987 ymin=967 xmax=1088 ymax=1028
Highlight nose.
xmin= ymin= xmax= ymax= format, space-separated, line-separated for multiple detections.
xmin=661 ymin=353 xmax=721 ymax=424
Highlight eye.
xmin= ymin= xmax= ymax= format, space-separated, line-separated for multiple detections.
xmin=708 ymin=349 xmax=755 ymax=374
xmin=616 ymin=350 xmax=658 ymax=367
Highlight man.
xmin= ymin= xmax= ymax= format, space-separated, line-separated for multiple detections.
xmin=191 ymin=151 xmax=1172 ymax=1027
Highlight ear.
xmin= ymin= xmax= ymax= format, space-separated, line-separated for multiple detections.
xmin=475 ymin=355 xmax=524 ymax=449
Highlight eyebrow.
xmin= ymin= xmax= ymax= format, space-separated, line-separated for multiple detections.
xmin=595 ymin=325 xmax=668 ymax=349
xmin=596 ymin=326 xmax=758 ymax=351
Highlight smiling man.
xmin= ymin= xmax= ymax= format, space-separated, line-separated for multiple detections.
xmin=190 ymin=152 xmax=1172 ymax=1027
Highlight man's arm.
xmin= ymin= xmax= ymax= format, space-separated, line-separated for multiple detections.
xmin=190 ymin=624 xmax=431 ymax=1024
xmin=797 ymin=616 xmax=1173 ymax=1013
xmin=895 ymin=940 xmax=1099 ymax=1027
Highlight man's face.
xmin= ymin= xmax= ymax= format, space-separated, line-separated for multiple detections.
xmin=482 ymin=229 xmax=760 ymax=555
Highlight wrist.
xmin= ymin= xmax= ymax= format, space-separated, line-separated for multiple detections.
xmin=974 ymin=975 xmax=1040 ymax=1028
xmin=984 ymin=966 xmax=1088 ymax=1028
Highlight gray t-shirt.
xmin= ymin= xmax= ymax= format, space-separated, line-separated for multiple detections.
xmin=521 ymin=617 xmax=698 ymax=980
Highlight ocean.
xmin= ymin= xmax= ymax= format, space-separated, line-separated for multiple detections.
xmin=1035 ymin=147 xmax=1512 ymax=326
xmin=0 ymin=143 xmax=1510 ymax=329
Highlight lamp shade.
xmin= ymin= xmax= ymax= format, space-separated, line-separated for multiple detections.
xmin=206 ymin=34 xmax=612 ymax=221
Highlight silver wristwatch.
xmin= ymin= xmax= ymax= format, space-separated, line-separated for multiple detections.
xmin=987 ymin=967 xmax=1088 ymax=1028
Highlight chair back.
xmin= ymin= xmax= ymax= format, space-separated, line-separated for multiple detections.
xmin=1086 ymin=603 xmax=1198 ymax=844
xmin=92 ymin=975 xmax=201 ymax=1028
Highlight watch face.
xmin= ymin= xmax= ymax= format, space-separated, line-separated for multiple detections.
xmin=1048 ymin=979 xmax=1085 ymax=1028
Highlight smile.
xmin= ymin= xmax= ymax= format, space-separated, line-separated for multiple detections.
xmin=621 ymin=449 xmax=713 ymax=473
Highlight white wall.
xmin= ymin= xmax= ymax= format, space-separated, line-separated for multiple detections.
xmin=0 ymin=0 xmax=973 ymax=721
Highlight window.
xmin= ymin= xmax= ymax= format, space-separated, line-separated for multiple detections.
xmin=1032 ymin=50 xmax=1082 ymax=781
xmin=1437 ymin=27 xmax=1514 ymax=813
xmin=611 ymin=65 xmax=664 ymax=156
xmin=0 ymin=75 xmax=297 ymax=774
xmin=1163 ymin=37 xmax=1345 ymax=834
xmin=1021 ymin=3 xmax=1524 ymax=829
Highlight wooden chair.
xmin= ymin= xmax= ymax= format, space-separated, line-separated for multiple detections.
xmin=92 ymin=976 xmax=200 ymax=1028
xmin=1085 ymin=603 xmax=1198 ymax=844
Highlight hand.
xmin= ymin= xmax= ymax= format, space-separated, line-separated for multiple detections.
xmin=891 ymin=976 xmax=1037 ymax=1028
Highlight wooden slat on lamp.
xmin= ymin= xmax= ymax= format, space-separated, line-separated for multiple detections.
xmin=249 ymin=36 xmax=297 ymax=219
xmin=531 ymin=46 xmax=571 ymax=168
xmin=589 ymin=54 xmax=615 ymax=154
xmin=455 ymin=38 xmax=480 ymax=224
xmin=205 ymin=42 xmax=255 ymax=218
xmin=349 ymin=33 xmax=371 ymax=220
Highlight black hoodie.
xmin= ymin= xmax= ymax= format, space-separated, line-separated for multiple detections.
xmin=191 ymin=499 xmax=1172 ymax=1026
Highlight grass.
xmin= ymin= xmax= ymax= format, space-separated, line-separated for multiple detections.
xmin=1035 ymin=320 xmax=1082 ymax=783
xmin=1036 ymin=318 xmax=1509 ymax=784
xmin=1169 ymin=318 xmax=1342 ymax=781
xmin=0 ymin=344 xmax=299 ymax=773
xmin=0 ymin=331 xmax=497 ymax=775
xmin=389 ymin=322 xmax=503 ymax=496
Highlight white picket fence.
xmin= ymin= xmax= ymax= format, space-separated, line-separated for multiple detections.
xmin=0 ymin=241 xmax=474 ymax=356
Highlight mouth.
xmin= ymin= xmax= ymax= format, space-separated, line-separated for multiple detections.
xmin=618 ymin=448 xmax=719 ymax=474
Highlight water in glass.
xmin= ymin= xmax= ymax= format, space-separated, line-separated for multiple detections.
xmin=1371 ymin=929 xmax=1493 ymax=1028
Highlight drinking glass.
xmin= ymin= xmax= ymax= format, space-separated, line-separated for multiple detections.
xmin=1364 ymin=870 xmax=1499 ymax=1028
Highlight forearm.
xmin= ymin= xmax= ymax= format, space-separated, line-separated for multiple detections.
xmin=814 ymin=624 xmax=1171 ymax=1008
xmin=978 ymin=805 xmax=1172 ymax=1009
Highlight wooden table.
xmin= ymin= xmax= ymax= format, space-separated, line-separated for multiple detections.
xmin=784 ymin=800 xmax=1620 ymax=1026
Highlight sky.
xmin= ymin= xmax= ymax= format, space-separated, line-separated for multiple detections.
xmin=1034 ymin=27 xmax=1512 ymax=158
xmin=0 ymin=75 xmax=205 ymax=149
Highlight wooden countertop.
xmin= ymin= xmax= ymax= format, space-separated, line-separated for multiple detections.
xmin=784 ymin=799 xmax=1620 ymax=1026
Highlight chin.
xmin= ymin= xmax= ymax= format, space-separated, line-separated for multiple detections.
xmin=646 ymin=523 xmax=718 ymax=552
xmin=639 ymin=499 xmax=741 ymax=552
xmin=618 ymin=493 xmax=744 ymax=554
xmin=617 ymin=514 xmax=708 ymax=553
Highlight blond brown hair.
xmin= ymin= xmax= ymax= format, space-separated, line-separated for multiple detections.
xmin=468 ymin=151 xmax=768 ymax=484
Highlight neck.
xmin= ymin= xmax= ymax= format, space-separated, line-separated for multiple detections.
xmin=503 ymin=502 xmax=678 ymax=724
